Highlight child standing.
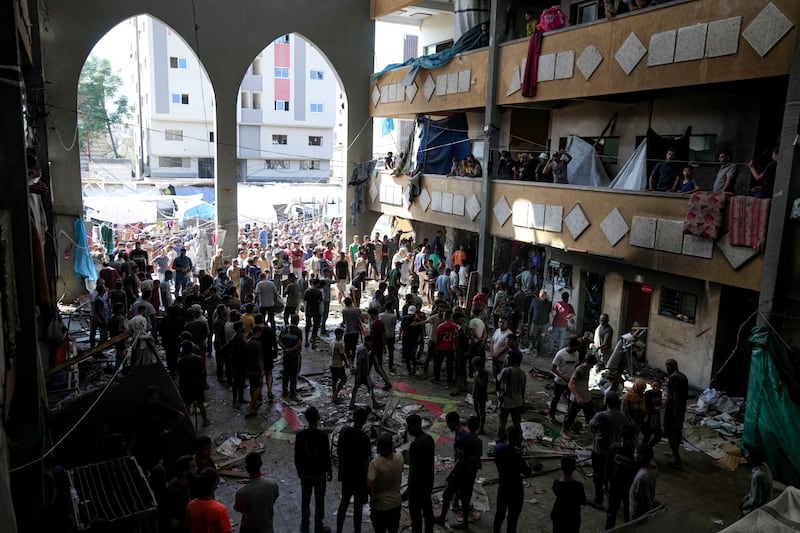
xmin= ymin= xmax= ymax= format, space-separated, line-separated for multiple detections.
xmin=330 ymin=328 xmax=347 ymax=401
xmin=471 ymin=356 xmax=488 ymax=435
xmin=550 ymin=456 xmax=586 ymax=533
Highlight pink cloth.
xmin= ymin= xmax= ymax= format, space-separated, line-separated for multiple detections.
xmin=728 ymin=196 xmax=770 ymax=251
xmin=683 ymin=192 xmax=727 ymax=239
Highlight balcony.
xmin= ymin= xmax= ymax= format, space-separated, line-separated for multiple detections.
xmin=369 ymin=0 xmax=799 ymax=116
xmin=368 ymin=171 xmax=483 ymax=232
xmin=367 ymin=172 xmax=764 ymax=291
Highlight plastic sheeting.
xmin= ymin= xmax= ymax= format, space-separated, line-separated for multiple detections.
xmin=73 ymin=219 xmax=97 ymax=282
xmin=564 ymin=135 xmax=609 ymax=187
xmin=743 ymin=326 xmax=800 ymax=487
xmin=610 ymin=139 xmax=648 ymax=190
xmin=372 ymin=24 xmax=484 ymax=85
xmin=417 ymin=114 xmax=471 ymax=176
xmin=720 ymin=487 xmax=800 ymax=532
xmin=454 ymin=0 xmax=489 ymax=41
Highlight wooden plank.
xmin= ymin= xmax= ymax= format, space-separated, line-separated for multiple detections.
xmin=46 ymin=331 xmax=131 ymax=376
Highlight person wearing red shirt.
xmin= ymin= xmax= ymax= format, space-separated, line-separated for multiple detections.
xmin=435 ymin=309 xmax=458 ymax=385
xmin=184 ymin=468 xmax=232 ymax=533
xmin=291 ymin=242 xmax=304 ymax=276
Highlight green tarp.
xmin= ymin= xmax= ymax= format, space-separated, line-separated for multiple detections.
xmin=743 ymin=326 xmax=800 ymax=486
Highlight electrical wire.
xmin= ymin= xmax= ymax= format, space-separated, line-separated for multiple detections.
xmin=10 ymin=345 xmax=136 ymax=473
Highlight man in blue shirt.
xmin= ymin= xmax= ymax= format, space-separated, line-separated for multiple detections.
xmin=172 ymin=247 xmax=193 ymax=297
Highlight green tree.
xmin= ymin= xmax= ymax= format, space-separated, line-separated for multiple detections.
xmin=77 ymin=55 xmax=130 ymax=158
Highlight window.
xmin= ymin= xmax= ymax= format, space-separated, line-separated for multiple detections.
xmin=171 ymin=93 xmax=189 ymax=104
xmin=169 ymin=57 xmax=188 ymax=69
xmin=635 ymin=134 xmax=718 ymax=164
xmin=275 ymin=100 xmax=290 ymax=111
xmin=159 ymin=156 xmax=190 ymax=168
xmin=165 ymin=129 xmax=183 ymax=141
xmin=546 ymin=260 xmax=573 ymax=289
xmin=310 ymin=103 xmax=324 ymax=113
xmin=252 ymin=92 xmax=262 ymax=110
xmin=310 ymin=70 xmax=324 ymax=80
xmin=209 ymin=131 xmax=214 ymax=142
xmin=300 ymin=160 xmax=321 ymax=170
xmin=274 ymin=67 xmax=289 ymax=78
xmin=424 ymin=41 xmax=454 ymax=55
xmin=275 ymin=35 xmax=290 ymax=44
xmin=571 ymin=1 xmax=602 ymax=25
xmin=272 ymin=134 xmax=288 ymax=145
xmin=659 ymin=287 xmax=697 ymax=323
xmin=252 ymin=58 xmax=262 ymax=75
xmin=308 ymin=136 xmax=322 ymax=146
xmin=265 ymin=160 xmax=290 ymax=170
xmin=241 ymin=92 xmax=250 ymax=108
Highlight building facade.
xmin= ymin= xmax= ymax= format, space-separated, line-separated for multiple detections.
xmin=368 ymin=0 xmax=800 ymax=391
xmin=132 ymin=17 xmax=336 ymax=183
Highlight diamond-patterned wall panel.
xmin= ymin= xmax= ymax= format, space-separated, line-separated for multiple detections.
xmin=564 ymin=203 xmax=590 ymax=240
xmin=544 ymin=205 xmax=563 ymax=232
xmin=600 ymin=208 xmax=629 ymax=246
xmin=706 ymin=16 xmax=741 ymax=58
xmin=418 ymin=188 xmax=431 ymax=211
xmin=494 ymin=196 xmax=512 ymax=226
xmin=512 ymin=200 xmax=529 ymax=227
xmin=716 ymin=232 xmax=758 ymax=270
xmin=531 ymin=204 xmax=546 ymax=230
xmin=457 ymin=70 xmax=471 ymax=93
xmin=431 ymin=190 xmax=442 ymax=212
xmin=555 ymin=51 xmax=575 ymax=80
xmin=453 ymin=194 xmax=465 ymax=216
xmin=538 ymin=54 xmax=556 ymax=82
xmin=369 ymin=182 xmax=378 ymax=202
xmin=743 ymin=2 xmax=794 ymax=57
xmin=371 ymin=85 xmax=381 ymax=107
xmin=682 ymin=234 xmax=713 ymax=259
xmin=576 ymin=45 xmax=603 ymax=80
xmin=648 ymin=30 xmax=676 ymax=66
xmin=630 ymin=216 xmax=657 ymax=248
xmin=615 ymin=33 xmax=647 ymax=75
xmin=423 ymin=74 xmax=436 ymax=101
xmin=441 ymin=192 xmax=454 ymax=214
xmin=435 ymin=74 xmax=447 ymax=96
xmin=507 ymin=67 xmax=522 ymax=96
xmin=674 ymin=23 xmax=707 ymax=62
xmin=405 ymin=82 xmax=418 ymax=103
xmin=654 ymin=219 xmax=684 ymax=254
xmin=466 ymin=193 xmax=481 ymax=221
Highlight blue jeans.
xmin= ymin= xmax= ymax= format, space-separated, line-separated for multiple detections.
xmin=549 ymin=326 xmax=566 ymax=354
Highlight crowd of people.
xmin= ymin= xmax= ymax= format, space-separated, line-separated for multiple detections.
xmin=81 ymin=219 xmax=771 ymax=532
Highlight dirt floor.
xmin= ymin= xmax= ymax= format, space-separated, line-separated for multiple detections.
xmin=191 ymin=296 xmax=754 ymax=533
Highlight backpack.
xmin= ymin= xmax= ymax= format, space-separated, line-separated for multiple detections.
xmin=540 ymin=6 xmax=569 ymax=32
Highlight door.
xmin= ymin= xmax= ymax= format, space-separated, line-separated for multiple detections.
xmin=623 ymin=282 xmax=651 ymax=334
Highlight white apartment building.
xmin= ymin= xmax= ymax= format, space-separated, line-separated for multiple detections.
xmin=130 ymin=17 xmax=336 ymax=183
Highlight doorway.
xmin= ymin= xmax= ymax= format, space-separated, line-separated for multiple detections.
xmin=582 ymin=271 xmax=605 ymax=336
xmin=623 ymin=282 xmax=652 ymax=334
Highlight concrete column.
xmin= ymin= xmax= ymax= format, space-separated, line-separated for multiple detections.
xmin=214 ymin=88 xmax=239 ymax=256
xmin=758 ymin=26 xmax=800 ymax=330
xmin=476 ymin=0 xmax=505 ymax=281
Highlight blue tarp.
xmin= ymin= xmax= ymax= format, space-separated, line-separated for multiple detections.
xmin=372 ymin=24 xmax=484 ymax=85
xmin=172 ymin=186 xmax=215 ymax=203
xmin=416 ymin=114 xmax=471 ymax=175
xmin=73 ymin=218 xmax=97 ymax=282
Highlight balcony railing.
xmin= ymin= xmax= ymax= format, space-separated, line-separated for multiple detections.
xmin=367 ymin=172 xmax=764 ymax=290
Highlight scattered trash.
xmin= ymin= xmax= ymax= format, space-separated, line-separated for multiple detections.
xmin=711 ymin=518 xmax=724 ymax=525
xmin=520 ymin=422 xmax=544 ymax=442
xmin=216 ymin=436 xmax=242 ymax=458
xmin=525 ymin=498 xmax=539 ymax=505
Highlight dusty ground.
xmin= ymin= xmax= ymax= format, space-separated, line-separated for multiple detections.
xmin=193 ymin=297 xmax=753 ymax=533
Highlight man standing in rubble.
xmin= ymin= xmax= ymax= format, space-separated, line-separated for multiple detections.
xmin=664 ymin=358 xmax=688 ymax=468
xmin=407 ymin=414 xmax=435 ymax=533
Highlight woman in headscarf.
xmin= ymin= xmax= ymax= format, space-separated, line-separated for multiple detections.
xmin=621 ymin=378 xmax=648 ymax=443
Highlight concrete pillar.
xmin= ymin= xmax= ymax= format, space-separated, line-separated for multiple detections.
xmin=445 ymin=226 xmax=456 ymax=269
xmin=476 ymin=0 xmax=505 ymax=281
xmin=214 ymin=88 xmax=239 ymax=255
xmin=603 ymin=273 xmax=625 ymax=348
xmin=758 ymin=26 xmax=800 ymax=329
